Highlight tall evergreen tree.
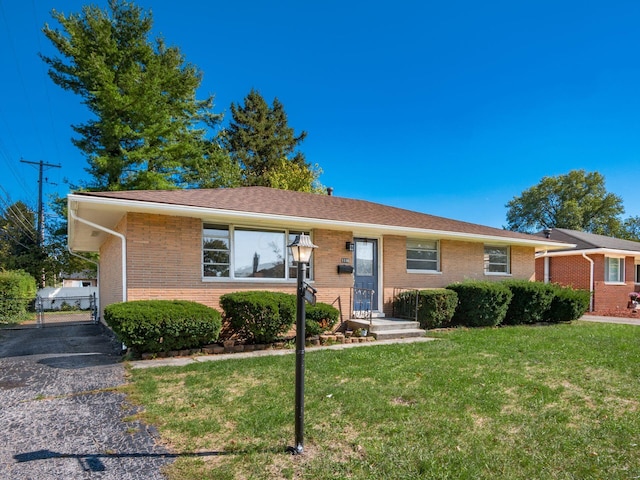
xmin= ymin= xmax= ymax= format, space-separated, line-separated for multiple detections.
xmin=41 ymin=0 xmax=221 ymax=191
xmin=221 ymin=89 xmax=323 ymax=191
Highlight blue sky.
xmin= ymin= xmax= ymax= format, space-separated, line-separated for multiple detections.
xmin=1 ymin=0 xmax=639 ymax=229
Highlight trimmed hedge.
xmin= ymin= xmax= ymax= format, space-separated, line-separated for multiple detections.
xmin=220 ymin=291 xmax=295 ymax=344
xmin=104 ymin=300 xmax=222 ymax=353
xmin=545 ymin=284 xmax=591 ymax=322
xmin=393 ymin=289 xmax=458 ymax=329
xmin=0 ymin=270 xmax=37 ymax=325
xmin=447 ymin=281 xmax=513 ymax=327
xmin=305 ymin=302 xmax=340 ymax=337
xmin=502 ymin=280 xmax=556 ymax=325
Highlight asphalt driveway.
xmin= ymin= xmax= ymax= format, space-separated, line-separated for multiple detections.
xmin=0 ymin=323 xmax=173 ymax=479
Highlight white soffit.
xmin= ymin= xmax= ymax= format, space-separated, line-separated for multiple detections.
xmin=68 ymin=194 xmax=573 ymax=251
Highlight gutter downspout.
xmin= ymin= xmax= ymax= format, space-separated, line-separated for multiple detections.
xmin=544 ymin=256 xmax=550 ymax=283
xmin=582 ymin=253 xmax=594 ymax=312
xmin=69 ymin=208 xmax=127 ymax=302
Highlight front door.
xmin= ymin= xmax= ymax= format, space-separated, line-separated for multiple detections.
xmin=354 ymin=238 xmax=379 ymax=310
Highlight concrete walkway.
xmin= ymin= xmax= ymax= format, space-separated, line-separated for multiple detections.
xmin=129 ymin=314 xmax=640 ymax=370
xmin=129 ymin=336 xmax=437 ymax=370
xmin=579 ymin=314 xmax=640 ymax=326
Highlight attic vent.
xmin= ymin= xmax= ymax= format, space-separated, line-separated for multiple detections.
xmin=543 ymin=228 xmax=552 ymax=239
xmin=327 ymin=187 xmax=334 ymax=196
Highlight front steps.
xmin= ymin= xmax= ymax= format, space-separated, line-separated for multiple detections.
xmin=346 ymin=317 xmax=426 ymax=341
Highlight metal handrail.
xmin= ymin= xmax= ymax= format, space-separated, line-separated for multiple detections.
xmin=392 ymin=287 xmax=420 ymax=322
xmin=350 ymin=287 xmax=375 ymax=332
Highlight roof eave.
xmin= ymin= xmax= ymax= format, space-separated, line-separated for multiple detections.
xmin=67 ymin=194 xmax=572 ymax=251
xmin=537 ymin=247 xmax=640 ymax=258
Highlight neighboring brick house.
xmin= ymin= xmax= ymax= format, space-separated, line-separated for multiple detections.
xmin=535 ymin=228 xmax=640 ymax=313
xmin=67 ymin=187 xmax=570 ymax=319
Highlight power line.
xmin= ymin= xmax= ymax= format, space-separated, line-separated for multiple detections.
xmin=20 ymin=159 xmax=61 ymax=246
xmin=0 ymin=186 xmax=37 ymax=241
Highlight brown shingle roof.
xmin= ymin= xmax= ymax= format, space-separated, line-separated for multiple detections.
xmin=537 ymin=228 xmax=640 ymax=253
xmin=76 ymin=186 xmax=557 ymax=243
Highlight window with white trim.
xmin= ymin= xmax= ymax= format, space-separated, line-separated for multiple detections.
xmin=406 ymin=239 xmax=439 ymax=272
xmin=484 ymin=245 xmax=510 ymax=274
xmin=605 ymin=256 xmax=625 ymax=283
xmin=203 ymin=224 xmax=311 ymax=280
xmin=636 ymin=263 xmax=640 ymax=284
xmin=203 ymin=224 xmax=230 ymax=278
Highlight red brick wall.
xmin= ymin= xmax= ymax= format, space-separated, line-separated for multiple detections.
xmin=98 ymin=213 xmax=538 ymax=320
xmin=381 ymin=236 xmax=535 ymax=315
xmin=535 ymin=253 xmax=638 ymax=313
xmin=120 ymin=217 xmax=354 ymax=318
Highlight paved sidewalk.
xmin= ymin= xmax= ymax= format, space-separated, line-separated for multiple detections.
xmin=0 ymin=324 xmax=172 ymax=480
xmin=579 ymin=314 xmax=640 ymax=326
xmin=129 ymin=314 xmax=640 ymax=371
xmin=129 ymin=336 xmax=437 ymax=370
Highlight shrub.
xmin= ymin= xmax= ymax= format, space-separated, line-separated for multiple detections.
xmin=545 ymin=284 xmax=591 ymax=322
xmin=220 ymin=291 xmax=296 ymax=344
xmin=104 ymin=300 xmax=222 ymax=353
xmin=447 ymin=281 xmax=513 ymax=327
xmin=393 ymin=289 xmax=458 ymax=329
xmin=305 ymin=302 xmax=340 ymax=337
xmin=502 ymin=280 xmax=556 ymax=325
xmin=0 ymin=270 xmax=37 ymax=325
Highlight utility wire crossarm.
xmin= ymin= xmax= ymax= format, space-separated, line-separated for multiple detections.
xmin=19 ymin=159 xmax=61 ymax=247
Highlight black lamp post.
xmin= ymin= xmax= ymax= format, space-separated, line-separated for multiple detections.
xmin=287 ymin=233 xmax=317 ymax=455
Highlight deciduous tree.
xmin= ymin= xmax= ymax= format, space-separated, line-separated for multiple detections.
xmin=0 ymin=202 xmax=45 ymax=281
xmin=505 ymin=170 xmax=624 ymax=235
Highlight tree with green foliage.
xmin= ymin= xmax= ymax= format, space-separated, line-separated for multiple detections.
xmin=505 ymin=170 xmax=625 ymax=235
xmin=41 ymin=0 xmax=222 ymax=191
xmin=221 ymin=89 xmax=324 ymax=192
xmin=619 ymin=216 xmax=640 ymax=241
xmin=0 ymin=201 xmax=45 ymax=282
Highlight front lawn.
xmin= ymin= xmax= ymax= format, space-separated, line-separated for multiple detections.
xmin=125 ymin=322 xmax=640 ymax=479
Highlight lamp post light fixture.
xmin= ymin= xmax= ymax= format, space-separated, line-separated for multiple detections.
xmin=287 ymin=233 xmax=317 ymax=455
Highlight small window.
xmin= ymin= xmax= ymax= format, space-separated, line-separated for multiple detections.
xmin=605 ymin=257 xmax=625 ymax=283
xmin=636 ymin=264 xmax=640 ymax=284
xmin=355 ymin=240 xmax=374 ymax=276
xmin=407 ymin=239 xmax=439 ymax=272
xmin=203 ymin=224 xmax=230 ymax=277
xmin=484 ymin=245 xmax=510 ymax=274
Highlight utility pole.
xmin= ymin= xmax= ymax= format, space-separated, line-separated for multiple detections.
xmin=20 ymin=159 xmax=61 ymax=288
xmin=20 ymin=159 xmax=61 ymax=247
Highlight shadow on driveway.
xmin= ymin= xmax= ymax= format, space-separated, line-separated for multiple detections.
xmin=0 ymin=323 xmax=172 ymax=479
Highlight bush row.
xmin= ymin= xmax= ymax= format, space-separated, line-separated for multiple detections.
xmin=103 ymin=281 xmax=588 ymax=354
xmin=0 ymin=270 xmax=37 ymax=325
xmin=393 ymin=280 xmax=590 ymax=329
xmin=105 ymin=291 xmax=340 ymax=353
xmin=220 ymin=291 xmax=339 ymax=343
xmin=104 ymin=300 xmax=222 ymax=354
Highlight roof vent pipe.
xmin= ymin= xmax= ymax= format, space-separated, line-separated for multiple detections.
xmin=543 ymin=228 xmax=552 ymax=238
xmin=327 ymin=187 xmax=333 ymax=196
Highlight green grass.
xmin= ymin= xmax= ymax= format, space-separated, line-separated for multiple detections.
xmin=126 ymin=321 xmax=640 ymax=479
